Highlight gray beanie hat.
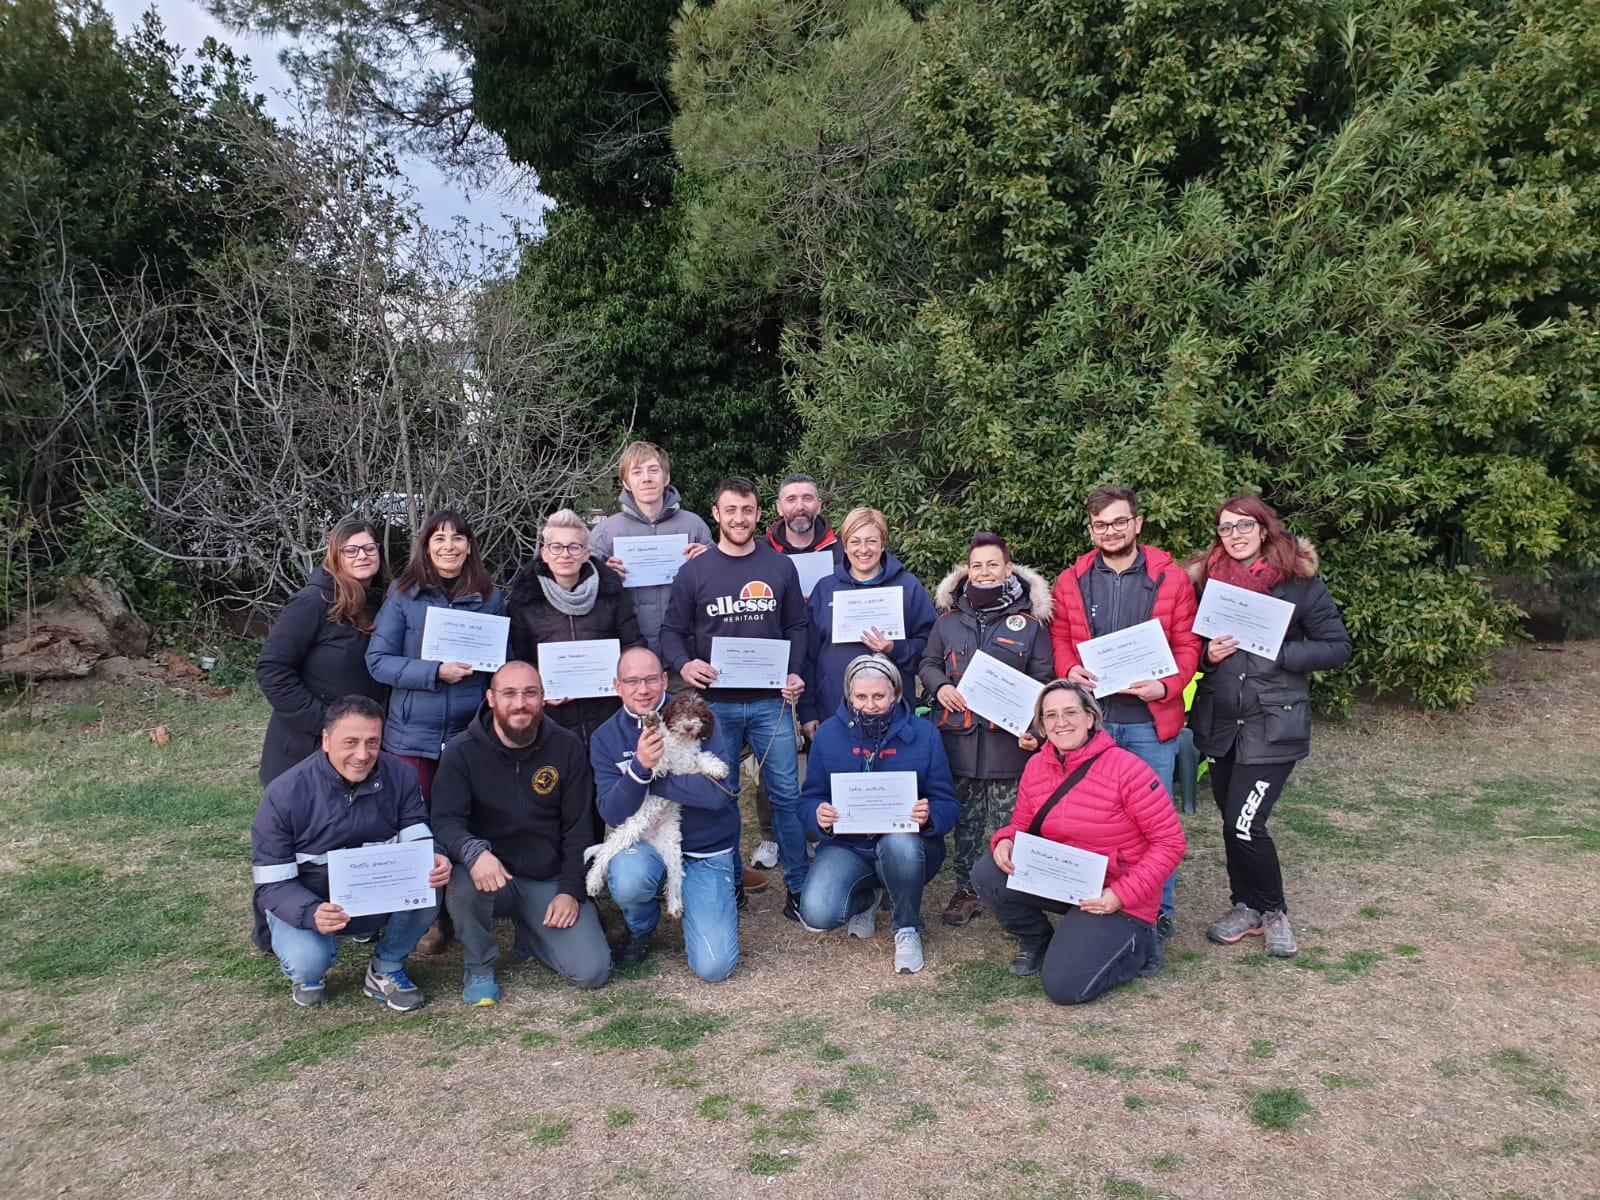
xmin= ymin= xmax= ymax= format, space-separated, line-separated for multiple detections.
xmin=842 ymin=653 xmax=902 ymax=699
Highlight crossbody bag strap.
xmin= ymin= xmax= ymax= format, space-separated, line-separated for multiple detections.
xmin=1026 ymin=752 xmax=1106 ymax=839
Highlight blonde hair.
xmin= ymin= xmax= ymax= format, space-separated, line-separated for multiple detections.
xmin=542 ymin=508 xmax=589 ymax=541
xmin=618 ymin=442 xmax=669 ymax=488
xmin=838 ymin=506 xmax=888 ymax=547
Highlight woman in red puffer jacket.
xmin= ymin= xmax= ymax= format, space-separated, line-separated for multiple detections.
xmin=972 ymin=679 xmax=1186 ymax=1004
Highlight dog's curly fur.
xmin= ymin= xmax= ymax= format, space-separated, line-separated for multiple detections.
xmin=583 ymin=694 xmax=728 ymax=916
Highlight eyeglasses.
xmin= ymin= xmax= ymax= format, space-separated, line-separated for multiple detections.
xmin=339 ymin=543 xmax=380 ymax=559
xmin=543 ymin=542 xmax=587 ymax=557
xmin=493 ymin=687 xmax=544 ymax=700
xmin=1217 ymin=519 xmax=1258 ymax=537
xmin=1087 ymin=516 xmax=1135 ymax=534
xmin=1040 ymin=708 xmax=1088 ymax=725
xmin=617 ymin=675 xmax=665 ymax=689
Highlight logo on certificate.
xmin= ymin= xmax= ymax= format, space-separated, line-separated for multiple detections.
xmin=533 ymin=766 xmax=560 ymax=795
xmin=1006 ymin=615 xmax=1027 ymax=631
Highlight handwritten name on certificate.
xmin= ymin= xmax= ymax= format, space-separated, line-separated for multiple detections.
xmin=831 ymin=586 xmax=906 ymax=643
xmin=1006 ymin=832 xmax=1108 ymax=906
xmin=1076 ymin=619 xmax=1178 ymax=699
xmin=1193 ymin=580 xmax=1296 ymax=660
xmin=956 ymin=650 xmax=1047 ymax=736
xmin=327 ymin=840 xmax=435 ymax=918
xmin=613 ymin=534 xmax=690 ymax=589
xmin=791 ymin=551 xmax=835 ymax=599
xmin=709 ymin=636 xmax=790 ymax=689
xmin=538 ymin=638 xmax=621 ymax=700
xmin=830 ymin=770 xmax=919 ymax=834
xmin=419 ymin=607 xmax=510 ymax=673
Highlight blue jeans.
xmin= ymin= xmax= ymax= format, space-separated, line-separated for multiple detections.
xmin=798 ymin=834 xmax=947 ymax=934
xmin=606 ymin=845 xmax=740 ymax=983
xmin=1103 ymin=721 xmax=1180 ymax=919
xmin=265 ymin=903 xmax=436 ymax=984
xmin=708 ymin=697 xmax=807 ymax=893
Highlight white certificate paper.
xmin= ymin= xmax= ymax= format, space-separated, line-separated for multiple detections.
xmin=830 ymin=771 xmax=919 ymax=834
xmin=1193 ymin=580 xmax=1296 ymax=660
xmin=613 ymin=534 xmax=690 ymax=589
xmin=830 ymin=586 xmax=906 ymax=643
xmin=326 ymin=840 xmax=435 ymax=918
xmin=1076 ymin=619 xmax=1179 ymax=699
xmin=791 ymin=551 xmax=836 ymax=598
xmin=1006 ymin=832 xmax=1108 ymax=906
xmin=537 ymin=638 xmax=621 ymax=700
xmin=956 ymin=650 xmax=1047 ymax=737
xmin=419 ymin=607 xmax=510 ymax=673
xmin=709 ymin=636 xmax=791 ymax=689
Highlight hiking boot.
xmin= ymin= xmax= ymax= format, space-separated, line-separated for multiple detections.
xmin=1206 ymin=902 xmax=1263 ymax=945
xmin=363 ymin=965 xmax=425 ymax=1012
xmin=462 ymin=972 xmax=500 ymax=1007
xmin=1009 ymin=937 xmax=1048 ymax=976
xmin=742 ymin=866 xmax=769 ymax=894
xmin=1137 ymin=933 xmax=1164 ymax=978
xmin=749 ymin=840 xmax=779 ymax=869
xmin=1155 ymin=912 xmax=1174 ymax=942
xmin=893 ymin=927 xmax=924 ymax=974
xmin=291 ymin=980 xmax=325 ymax=1007
xmin=413 ymin=919 xmax=447 ymax=956
xmin=940 ymin=889 xmax=985 ymax=927
xmin=847 ymin=891 xmax=880 ymax=939
xmin=1262 ymin=909 xmax=1298 ymax=957
xmin=613 ymin=931 xmax=654 ymax=969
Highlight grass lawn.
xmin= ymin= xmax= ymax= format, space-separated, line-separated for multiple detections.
xmin=2 ymin=642 xmax=1597 ymax=1199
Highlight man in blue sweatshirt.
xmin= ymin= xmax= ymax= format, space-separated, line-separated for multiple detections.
xmin=661 ymin=477 xmax=812 ymax=920
xmin=590 ymin=647 xmax=743 ymax=981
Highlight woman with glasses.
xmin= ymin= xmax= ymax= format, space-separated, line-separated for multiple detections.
xmin=1186 ymin=495 xmax=1351 ymax=958
xmin=256 ymin=517 xmax=392 ymax=785
xmin=507 ymin=509 xmax=644 ymax=748
xmin=972 ymin=679 xmax=1185 ymax=1005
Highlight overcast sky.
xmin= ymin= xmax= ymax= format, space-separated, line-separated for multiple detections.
xmin=101 ymin=0 xmax=535 ymax=241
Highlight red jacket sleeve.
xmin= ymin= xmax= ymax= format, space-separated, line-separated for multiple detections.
xmin=1163 ymin=572 xmax=1201 ymax=697
xmin=1050 ymin=571 xmax=1083 ymax=678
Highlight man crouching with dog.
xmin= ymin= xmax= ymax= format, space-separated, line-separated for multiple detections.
xmin=590 ymin=646 xmax=742 ymax=981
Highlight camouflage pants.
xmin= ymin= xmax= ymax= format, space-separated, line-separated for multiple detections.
xmin=951 ymin=775 xmax=1020 ymax=892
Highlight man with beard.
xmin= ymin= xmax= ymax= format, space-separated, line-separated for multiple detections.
xmin=432 ymin=661 xmax=610 ymax=1005
xmin=765 ymin=473 xmax=841 ymax=559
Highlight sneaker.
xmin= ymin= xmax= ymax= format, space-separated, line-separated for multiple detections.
xmin=291 ymin=980 xmax=325 ymax=1007
xmin=613 ymin=931 xmax=653 ymax=968
xmin=1009 ymin=937 xmax=1048 ymax=977
xmin=348 ymin=929 xmax=379 ymax=945
xmin=940 ymin=889 xmax=985 ymax=927
xmin=1206 ymin=902 xmax=1263 ymax=945
xmin=893 ymin=927 xmax=924 ymax=974
xmin=749 ymin=840 xmax=779 ymax=869
xmin=363 ymin=965 xmax=425 ymax=1012
xmin=1137 ymin=933 xmax=1164 ymax=978
xmin=847 ymin=892 xmax=879 ymax=939
xmin=462 ymin=972 xmax=500 ymax=1007
xmin=1155 ymin=912 xmax=1174 ymax=942
xmin=412 ymin=919 xmax=447 ymax=956
xmin=783 ymin=890 xmax=804 ymax=923
xmin=1262 ymin=909 xmax=1298 ymax=957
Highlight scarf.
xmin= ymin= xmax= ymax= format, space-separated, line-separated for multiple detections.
xmin=1205 ymin=547 xmax=1283 ymax=594
xmin=852 ymin=706 xmax=894 ymax=744
xmin=538 ymin=562 xmax=600 ymax=615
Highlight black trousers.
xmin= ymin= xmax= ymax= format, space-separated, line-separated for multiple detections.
xmin=1208 ymin=753 xmax=1297 ymax=914
xmin=972 ymin=854 xmax=1153 ymax=1006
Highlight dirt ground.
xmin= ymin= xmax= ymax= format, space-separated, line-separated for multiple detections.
xmin=2 ymin=641 xmax=1597 ymax=1200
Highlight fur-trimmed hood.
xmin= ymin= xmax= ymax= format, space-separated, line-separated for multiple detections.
xmin=933 ymin=561 xmax=1053 ymax=622
xmin=1185 ymin=537 xmax=1320 ymax=587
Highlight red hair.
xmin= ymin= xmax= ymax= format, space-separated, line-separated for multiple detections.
xmin=1194 ymin=494 xmax=1298 ymax=582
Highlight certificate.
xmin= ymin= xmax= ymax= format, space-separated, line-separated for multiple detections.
xmin=791 ymin=551 xmax=836 ymax=598
xmin=613 ymin=534 xmax=690 ymax=589
xmin=326 ymin=840 xmax=435 ymax=918
xmin=1193 ymin=580 xmax=1296 ymax=660
xmin=709 ymin=636 xmax=791 ymax=689
xmin=419 ymin=607 xmax=509 ymax=673
xmin=1076 ymin=619 xmax=1178 ymax=699
xmin=830 ymin=586 xmax=906 ymax=643
xmin=537 ymin=638 xmax=621 ymax=700
xmin=1006 ymin=832 xmax=1108 ymax=906
xmin=830 ymin=771 xmax=919 ymax=834
xmin=956 ymin=650 xmax=1047 ymax=737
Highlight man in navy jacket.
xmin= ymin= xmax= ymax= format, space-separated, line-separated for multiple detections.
xmin=250 ymin=696 xmax=451 ymax=1010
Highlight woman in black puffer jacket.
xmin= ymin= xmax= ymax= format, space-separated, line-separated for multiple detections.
xmin=1187 ymin=494 xmax=1351 ymax=959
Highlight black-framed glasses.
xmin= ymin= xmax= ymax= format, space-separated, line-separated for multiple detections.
xmin=1217 ymin=519 xmax=1258 ymax=537
xmin=1088 ymin=516 xmax=1135 ymax=534
xmin=543 ymin=541 xmax=588 ymax=557
xmin=339 ymin=543 xmax=380 ymax=559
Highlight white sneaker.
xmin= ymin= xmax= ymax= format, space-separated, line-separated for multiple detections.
xmin=893 ymin=927 xmax=924 ymax=974
xmin=749 ymin=840 xmax=779 ymax=869
xmin=847 ymin=892 xmax=880 ymax=939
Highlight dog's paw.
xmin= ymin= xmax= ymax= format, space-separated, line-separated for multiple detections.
xmin=704 ymin=758 xmax=729 ymax=781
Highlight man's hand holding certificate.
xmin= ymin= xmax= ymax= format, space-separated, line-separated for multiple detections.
xmin=828 ymin=771 xmax=920 ymax=834
xmin=708 ymin=636 xmax=790 ymax=689
xmin=1074 ymin=619 xmax=1179 ymax=700
xmin=613 ymin=534 xmax=690 ymax=589
xmin=326 ymin=841 xmax=438 ymax=918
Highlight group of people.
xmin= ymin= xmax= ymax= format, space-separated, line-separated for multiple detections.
xmin=250 ymin=442 xmax=1352 ymax=1012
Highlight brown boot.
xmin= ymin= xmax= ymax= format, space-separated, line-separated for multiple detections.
xmin=941 ymin=888 xmax=985 ymax=927
xmin=413 ymin=918 xmax=447 ymax=956
xmin=742 ymin=867 xmax=769 ymax=894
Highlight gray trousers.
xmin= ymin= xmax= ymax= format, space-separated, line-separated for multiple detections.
xmin=445 ymin=867 xmax=611 ymax=989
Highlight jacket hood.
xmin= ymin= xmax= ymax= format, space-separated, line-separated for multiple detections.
xmin=619 ymin=485 xmax=684 ymax=526
xmin=766 ymin=516 xmax=838 ymax=554
xmin=934 ymin=561 xmax=1053 ymax=621
xmin=508 ymin=557 xmax=625 ymax=608
xmin=1184 ymin=537 xmax=1320 ymax=586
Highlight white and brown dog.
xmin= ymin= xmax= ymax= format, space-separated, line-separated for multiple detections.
xmin=584 ymin=693 xmax=728 ymax=917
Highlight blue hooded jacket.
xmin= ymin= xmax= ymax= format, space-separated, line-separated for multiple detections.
xmin=800 ymin=553 xmax=937 ymax=724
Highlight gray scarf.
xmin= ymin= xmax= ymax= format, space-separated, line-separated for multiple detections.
xmin=538 ymin=564 xmax=600 ymax=616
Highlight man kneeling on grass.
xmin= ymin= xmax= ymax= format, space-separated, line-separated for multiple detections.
xmin=250 ymin=695 xmax=451 ymax=1011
